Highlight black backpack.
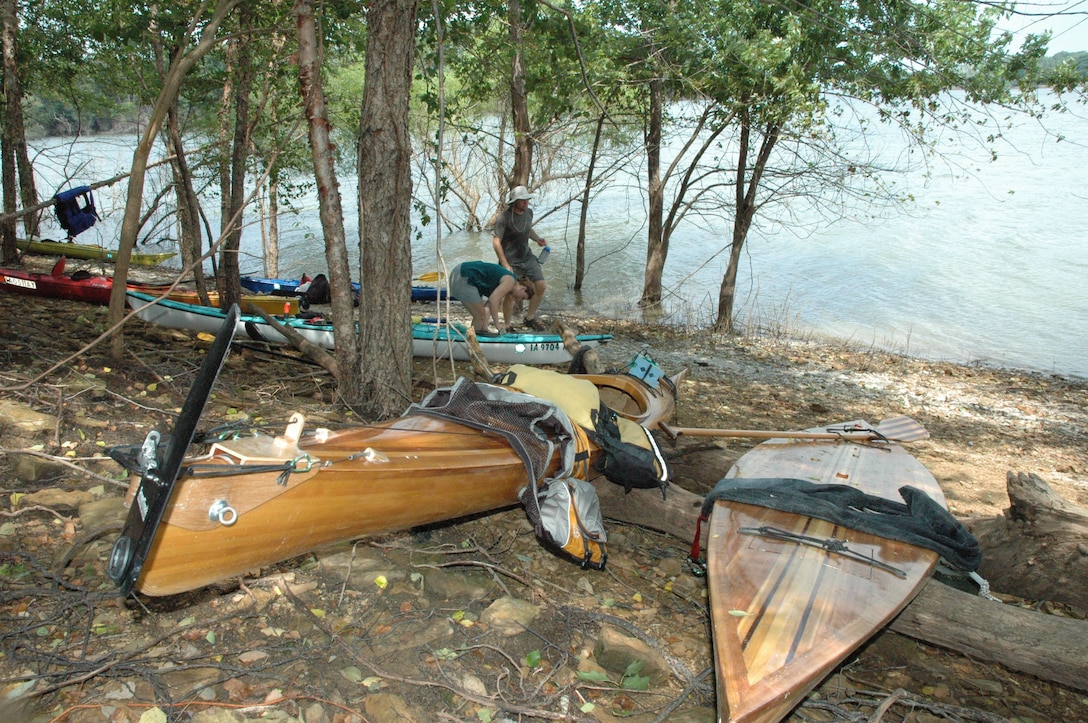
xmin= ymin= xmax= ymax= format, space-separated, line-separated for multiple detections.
xmin=303 ymin=274 xmax=331 ymax=305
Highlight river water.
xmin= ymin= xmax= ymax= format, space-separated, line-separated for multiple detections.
xmin=28 ymin=97 xmax=1088 ymax=379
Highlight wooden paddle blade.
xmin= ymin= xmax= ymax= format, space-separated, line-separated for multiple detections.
xmin=874 ymin=415 xmax=929 ymax=442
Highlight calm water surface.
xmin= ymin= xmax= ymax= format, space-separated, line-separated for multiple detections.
xmin=29 ymin=100 xmax=1088 ymax=379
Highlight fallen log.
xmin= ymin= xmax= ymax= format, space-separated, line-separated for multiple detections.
xmin=592 ymin=479 xmax=1088 ymax=692
xmin=250 ymin=307 xmax=338 ymax=376
xmin=462 ymin=326 xmax=494 ymax=380
xmin=890 ymin=579 xmax=1088 ymax=692
xmin=554 ymin=320 xmax=604 ymax=374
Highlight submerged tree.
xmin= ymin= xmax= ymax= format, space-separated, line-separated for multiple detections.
xmin=599 ymin=0 xmax=1050 ymax=332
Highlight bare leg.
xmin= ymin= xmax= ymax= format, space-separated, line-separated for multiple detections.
xmin=526 ymin=280 xmax=546 ymax=320
xmin=463 ymin=299 xmax=489 ymax=332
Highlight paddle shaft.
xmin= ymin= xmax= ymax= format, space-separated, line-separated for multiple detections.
xmin=658 ymin=421 xmax=927 ymax=444
xmin=659 ymin=423 xmax=886 ymax=441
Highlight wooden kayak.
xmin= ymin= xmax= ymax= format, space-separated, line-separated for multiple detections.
xmin=107 ymin=310 xmax=678 ymax=596
xmin=706 ymin=421 xmax=946 ymax=723
xmin=17 ymin=237 xmax=177 ymax=266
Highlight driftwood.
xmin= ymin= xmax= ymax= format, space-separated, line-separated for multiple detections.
xmin=250 ymin=307 xmax=338 ymax=376
xmin=463 ymin=327 xmax=494 ymax=379
xmin=968 ymin=471 xmax=1088 ymax=609
xmin=592 ymin=478 xmax=1088 ymax=692
xmin=555 ymin=320 xmax=604 ymax=373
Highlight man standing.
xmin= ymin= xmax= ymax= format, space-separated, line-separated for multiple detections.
xmin=492 ymin=185 xmax=547 ymax=330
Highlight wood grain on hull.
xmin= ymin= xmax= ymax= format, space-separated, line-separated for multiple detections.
xmin=707 ymin=424 xmax=944 ymax=723
xmin=134 ymin=373 xmax=676 ymax=596
xmin=138 ymin=421 xmax=529 ymax=595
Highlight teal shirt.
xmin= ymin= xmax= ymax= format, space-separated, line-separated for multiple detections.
xmin=459 ymin=261 xmax=515 ymax=295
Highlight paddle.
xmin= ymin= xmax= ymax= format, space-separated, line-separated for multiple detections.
xmin=107 ymin=304 xmax=241 ymax=596
xmin=658 ymin=415 xmax=929 ymax=444
xmin=416 ymin=271 xmax=445 ymax=283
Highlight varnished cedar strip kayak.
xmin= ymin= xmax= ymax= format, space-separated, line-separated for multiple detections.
xmin=706 ymin=422 xmax=944 ymax=723
xmin=132 ymin=372 xmax=677 ymax=596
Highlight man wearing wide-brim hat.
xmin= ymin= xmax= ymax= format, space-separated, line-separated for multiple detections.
xmin=492 ymin=185 xmax=547 ymax=331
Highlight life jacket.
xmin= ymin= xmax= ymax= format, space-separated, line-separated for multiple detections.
xmin=496 ymin=365 xmax=670 ymax=497
xmin=54 ymin=186 xmax=100 ymax=239
xmin=408 ymin=377 xmax=606 ymax=568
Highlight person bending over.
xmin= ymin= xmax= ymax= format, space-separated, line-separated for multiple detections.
xmin=492 ymin=185 xmax=547 ymax=330
xmin=448 ymin=261 xmax=534 ymax=337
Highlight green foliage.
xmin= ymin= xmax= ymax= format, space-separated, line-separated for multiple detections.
xmin=621 ymin=659 xmax=650 ymax=690
xmin=0 ymin=561 xmax=31 ymax=581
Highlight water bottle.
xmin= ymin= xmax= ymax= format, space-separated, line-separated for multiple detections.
xmin=538 ymin=245 xmax=551 ymax=264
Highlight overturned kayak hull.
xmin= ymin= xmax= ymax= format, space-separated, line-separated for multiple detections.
xmin=706 ymin=422 xmax=945 ymax=723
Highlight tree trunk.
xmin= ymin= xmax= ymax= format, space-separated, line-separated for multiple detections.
xmin=355 ymin=0 xmax=417 ymax=419
xmin=714 ymin=115 xmax=779 ymax=334
xmin=293 ymin=0 xmax=357 ymax=400
xmin=219 ymin=4 xmax=255 ymax=310
xmin=592 ymin=475 xmax=1088 ymax=692
xmin=264 ymin=169 xmax=281 ymax=277
xmin=14 ymin=97 xmax=34 ymax=239
xmin=508 ymin=0 xmax=531 ymax=187
xmin=640 ymin=75 xmax=664 ymax=307
xmin=968 ymin=471 xmax=1088 ymax=609
xmin=1 ymin=0 xmax=35 ymax=241
xmin=574 ymin=114 xmax=604 ymax=292
xmin=108 ymin=0 xmax=241 ymax=358
xmin=166 ymin=99 xmax=208 ymax=298
xmin=1 ymin=0 xmax=20 ymax=263
xmin=1 ymin=128 xmax=15 ymax=266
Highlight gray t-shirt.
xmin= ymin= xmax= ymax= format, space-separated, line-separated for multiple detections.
xmin=494 ymin=207 xmax=536 ymax=265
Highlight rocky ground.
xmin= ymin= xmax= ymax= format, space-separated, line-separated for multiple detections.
xmin=1 ymin=285 xmax=1087 ymax=723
